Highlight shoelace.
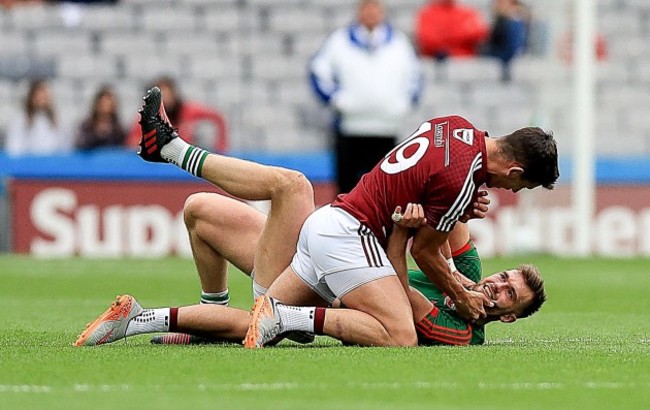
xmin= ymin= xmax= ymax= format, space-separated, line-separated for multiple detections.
xmin=153 ymin=114 xmax=178 ymax=137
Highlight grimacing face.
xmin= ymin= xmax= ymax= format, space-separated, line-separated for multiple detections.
xmin=470 ymin=269 xmax=535 ymax=321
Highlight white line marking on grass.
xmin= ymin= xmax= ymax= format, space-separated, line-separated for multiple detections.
xmin=233 ymin=383 xmax=302 ymax=391
xmin=584 ymin=382 xmax=634 ymax=389
xmin=478 ymin=382 xmax=564 ymax=390
xmin=73 ymin=384 xmax=130 ymax=392
xmin=1 ymin=382 xmax=646 ymax=393
xmin=0 ymin=385 xmax=52 ymax=393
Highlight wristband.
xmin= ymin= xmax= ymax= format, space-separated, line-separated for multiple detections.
xmin=447 ymin=257 xmax=457 ymax=273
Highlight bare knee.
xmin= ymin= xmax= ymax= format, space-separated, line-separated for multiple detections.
xmin=271 ymin=169 xmax=314 ymax=202
xmin=183 ymin=192 xmax=212 ymax=229
xmin=389 ymin=325 xmax=418 ymax=347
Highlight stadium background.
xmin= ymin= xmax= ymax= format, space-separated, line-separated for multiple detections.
xmin=0 ymin=0 xmax=648 ymax=258
xmin=1 ymin=1 xmax=649 ymax=409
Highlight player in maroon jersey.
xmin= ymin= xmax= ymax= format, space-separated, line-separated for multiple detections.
xmin=244 ymin=115 xmax=558 ymax=348
xmin=128 ymin=87 xmax=557 ymax=348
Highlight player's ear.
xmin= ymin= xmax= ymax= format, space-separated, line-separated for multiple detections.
xmin=499 ymin=314 xmax=517 ymax=323
xmin=506 ymin=166 xmax=524 ymax=177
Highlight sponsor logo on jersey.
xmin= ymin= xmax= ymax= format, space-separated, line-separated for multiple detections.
xmin=443 ymin=295 xmax=457 ymax=311
xmin=434 ymin=122 xmax=447 ymax=148
xmin=453 ymin=128 xmax=474 ymax=145
xmin=434 ymin=122 xmax=451 ymax=166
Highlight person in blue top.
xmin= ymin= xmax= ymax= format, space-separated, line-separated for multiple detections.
xmin=309 ymin=0 xmax=424 ymax=194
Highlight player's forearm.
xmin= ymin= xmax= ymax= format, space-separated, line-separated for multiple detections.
xmin=441 ymin=240 xmax=475 ymax=288
xmin=412 ymin=247 xmax=466 ymax=302
xmin=387 ymin=226 xmax=410 ymax=290
xmin=441 ymin=240 xmax=452 ymax=260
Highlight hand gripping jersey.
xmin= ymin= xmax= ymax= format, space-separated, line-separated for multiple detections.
xmin=409 ymin=242 xmax=486 ymax=346
xmin=332 ymin=116 xmax=488 ymax=248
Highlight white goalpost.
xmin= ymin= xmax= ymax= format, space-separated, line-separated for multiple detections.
xmin=572 ymin=0 xmax=597 ymax=255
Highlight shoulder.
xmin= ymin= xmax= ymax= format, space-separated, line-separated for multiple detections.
xmin=389 ymin=27 xmax=415 ymax=47
xmin=443 ymin=116 xmax=485 ymax=147
xmin=78 ymin=118 xmax=93 ymax=130
xmin=325 ymin=27 xmax=350 ymax=44
xmin=445 ymin=115 xmax=477 ymax=129
xmin=457 ymin=4 xmax=479 ymax=14
xmin=313 ymin=27 xmax=351 ymax=56
xmin=459 ymin=5 xmax=485 ymax=19
xmin=10 ymin=111 xmax=28 ymax=124
xmin=424 ymin=115 xmax=473 ymax=125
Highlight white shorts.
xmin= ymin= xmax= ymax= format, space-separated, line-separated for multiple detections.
xmin=290 ymin=205 xmax=396 ymax=303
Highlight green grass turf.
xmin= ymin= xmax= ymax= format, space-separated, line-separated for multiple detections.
xmin=1 ymin=255 xmax=649 ymax=409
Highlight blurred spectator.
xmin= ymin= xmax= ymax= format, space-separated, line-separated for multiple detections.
xmin=6 ymin=79 xmax=70 ymax=156
xmin=415 ymin=0 xmax=489 ymax=60
xmin=61 ymin=1 xmax=120 ymax=3
xmin=479 ymin=0 xmax=529 ymax=82
xmin=309 ymin=0 xmax=423 ymax=194
xmin=126 ymin=76 xmax=228 ymax=152
xmin=0 ymin=0 xmax=45 ymax=9
xmin=74 ymin=85 xmax=126 ymax=150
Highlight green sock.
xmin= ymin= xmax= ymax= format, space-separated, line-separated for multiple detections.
xmin=180 ymin=146 xmax=210 ymax=177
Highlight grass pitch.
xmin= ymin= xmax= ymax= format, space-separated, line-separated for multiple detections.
xmin=1 ymin=255 xmax=649 ymax=409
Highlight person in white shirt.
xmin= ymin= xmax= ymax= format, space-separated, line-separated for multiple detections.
xmin=309 ymin=0 xmax=424 ymax=194
xmin=6 ymin=79 xmax=70 ymax=156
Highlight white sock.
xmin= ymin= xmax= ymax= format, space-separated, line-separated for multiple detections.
xmin=161 ymin=139 xmax=210 ymax=177
xmin=125 ymin=308 xmax=170 ymax=336
xmin=160 ymin=137 xmax=190 ymax=165
xmin=276 ymin=304 xmax=315 ymax=333
xmin=252 ymin=280 xmax=268 ymax=299
xmin=200 ymin=289 xmax=229 ymax=306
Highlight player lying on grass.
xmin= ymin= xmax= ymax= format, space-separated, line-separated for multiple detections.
xmin=390 ymin=218 xmax=545 ymax=345
xmin=76 ymin=86 xmax=554 ymax=347
xmin=75 ymin=193 xmax=545 ymax=347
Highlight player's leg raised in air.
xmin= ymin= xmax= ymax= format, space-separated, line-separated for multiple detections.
xmin=75 ymin=86 xmax=321 ymax=346
xmin=138 ymin=86 xmax=315 ymax=289
xmin=140 ymin=85 xmax=324 ymax=325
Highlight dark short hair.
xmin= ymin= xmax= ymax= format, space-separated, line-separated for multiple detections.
xmin=498 ymin=127 xmax=559 ymax=189
xmin=517 ymin=263 xmax=547 ymax=318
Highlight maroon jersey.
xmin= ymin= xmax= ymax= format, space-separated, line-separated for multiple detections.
xmin=332 ymin=115 xmax=488 ymax=247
